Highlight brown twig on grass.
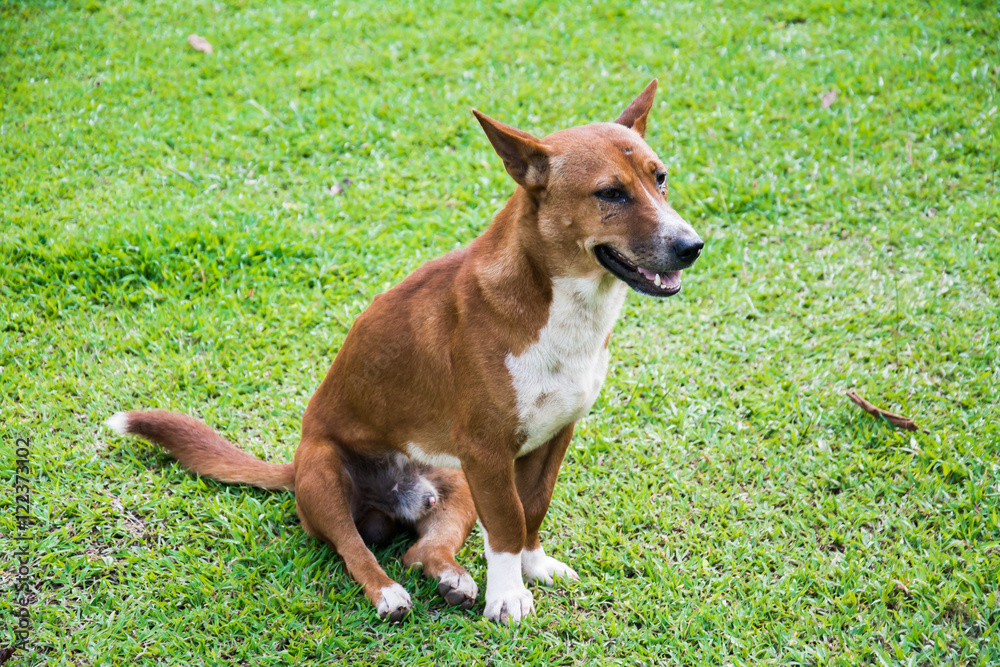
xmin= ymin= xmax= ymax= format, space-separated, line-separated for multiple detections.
xmin=187 ymin=34 xmax=213 ymax=54
xmin=845 ymin=390 xmax=923 ymax=432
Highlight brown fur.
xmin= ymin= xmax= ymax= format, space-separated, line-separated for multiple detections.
xmin=121 ymin=410 xmax=294 ymax=490
xmin=108 ymin=79 xmax=703 ymax=624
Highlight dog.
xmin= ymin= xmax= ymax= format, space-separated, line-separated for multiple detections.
xmin=105 ymin=79 xmax=703 ymax=624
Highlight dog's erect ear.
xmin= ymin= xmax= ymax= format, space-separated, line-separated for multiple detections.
xmin=614 ymin=79 xmax=658 ymax=137
xmin=472 ymin=110 xmax=550 ymax=190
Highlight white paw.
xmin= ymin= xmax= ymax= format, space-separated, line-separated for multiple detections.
xmin=375 ymin=583 xmax=412 ymax=623
xmin=437 ymin=568 xmax=478 ymax=609
xmin=483 ymin=585 xmax=534 ymax=625
xmin=521 ymin=548 xmax=579 ymax=586
xmin=481 ymin=526 xmax=534 ymax=624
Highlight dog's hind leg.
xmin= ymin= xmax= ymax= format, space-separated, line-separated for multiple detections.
xmin=294 ymin=439 xmax=412 ymax=622
xmin=401 ymin=468 xmax=479 ymax=609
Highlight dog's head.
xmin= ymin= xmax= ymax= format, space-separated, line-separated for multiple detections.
xmin=473 ymin=80 xmax=702 ymax=297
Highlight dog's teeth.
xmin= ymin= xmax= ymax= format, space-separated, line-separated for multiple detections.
xmin=654 ymin=273 xmax=661 ymax=287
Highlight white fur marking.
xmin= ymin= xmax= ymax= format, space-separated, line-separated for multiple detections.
xmin=104 ymin=412 xmax=130 ymax=436
xmin=506 ymin=276 xmax=626 ymax=457
xmin=482 ymin=525 xmax=534 ymax=624
xmin=657 ymin=205 xmax=697 ymax=241
xmin=521 ymin=546 xmax=579 ymax=586
xmin=406 ymin=442 xmax=462 ymax=469
xmin=438 ymin=568 xmax=478 ymax=604
xmin=639 ymin=181 xmax=696 ymax=241
xmin=376 ymin=583 xmax=412 ymax=620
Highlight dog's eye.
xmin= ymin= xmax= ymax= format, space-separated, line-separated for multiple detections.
xmin=595 ymin=188 xmax=627 ymax=202
xmin=655 ymin=172 xmax=667 ymax=189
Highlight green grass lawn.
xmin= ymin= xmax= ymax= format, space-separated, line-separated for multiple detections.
xmin=2 ymin=0 xmax=998 ymax=664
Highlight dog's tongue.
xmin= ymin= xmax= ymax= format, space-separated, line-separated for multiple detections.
xmin=638 ymin=267 xmax=682 ymax=290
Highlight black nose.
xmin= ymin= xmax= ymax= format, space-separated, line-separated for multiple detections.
xmin=674 ymin=237 xmax=704 ymax=263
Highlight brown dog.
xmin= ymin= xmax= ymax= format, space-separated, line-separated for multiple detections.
xmin=106 ymin=79 xmax=703 ymax=624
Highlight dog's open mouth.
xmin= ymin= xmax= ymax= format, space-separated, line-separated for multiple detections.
xmin=594 ymin=245 xmax=682 ymax=297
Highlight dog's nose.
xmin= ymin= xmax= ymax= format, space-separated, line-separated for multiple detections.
xmin=674 ymin=237 xmax=704 ymax=264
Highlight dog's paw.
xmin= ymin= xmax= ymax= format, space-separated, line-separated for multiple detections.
xmin=437 ymin=568 xmax=478 ymax=610
xmin=521 ymin=548 xmax=579 ymax=587
xmin=483 ymin=586 xmax=534 ymax=625
xmin=375 ymin=583 xmax=412 ymax=623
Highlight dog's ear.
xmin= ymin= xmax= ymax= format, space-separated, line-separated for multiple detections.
xmin=472 ymin=110 xmax=550 ymax=190
xmin=614 ymin=79 xmax=658 ymax=137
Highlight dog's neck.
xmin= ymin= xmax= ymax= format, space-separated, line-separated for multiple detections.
xmin=468 ymin=188 xmax=551 ymax=326
xmin=476 ymin=187 xmax=547 ymax=272
xmin=468 ymin=187 xmax=626 ymax=351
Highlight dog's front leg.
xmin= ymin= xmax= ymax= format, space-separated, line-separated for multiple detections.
xmin=515 ymin=424 xmax=580 ymax=586
xmin=460 ymin=442 xmax=534 ymax=624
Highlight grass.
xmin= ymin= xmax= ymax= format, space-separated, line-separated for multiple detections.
xmin=1 ymin=0 xmax=998 ymax=664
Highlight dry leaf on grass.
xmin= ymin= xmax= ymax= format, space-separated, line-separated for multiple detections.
xmin=845 ymin=390 xmax=923 ymax=432
xmin=187 ymin=34 xmax=213 ymax=54
xmin=328 ymin=178 xmax=352 ymax=196
xmin=821 ymin=89 xmax=837 ymax=109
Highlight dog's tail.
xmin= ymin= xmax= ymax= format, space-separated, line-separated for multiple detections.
xmin=105 ymin=410 xmax=295 ymax=491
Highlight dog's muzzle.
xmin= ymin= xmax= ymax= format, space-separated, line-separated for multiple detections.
xmin=594 ymin=235 xmax=703 ymax=297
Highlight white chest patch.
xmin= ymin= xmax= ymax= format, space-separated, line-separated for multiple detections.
xmin=506 ymin=276 xmax=627 ymax=457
